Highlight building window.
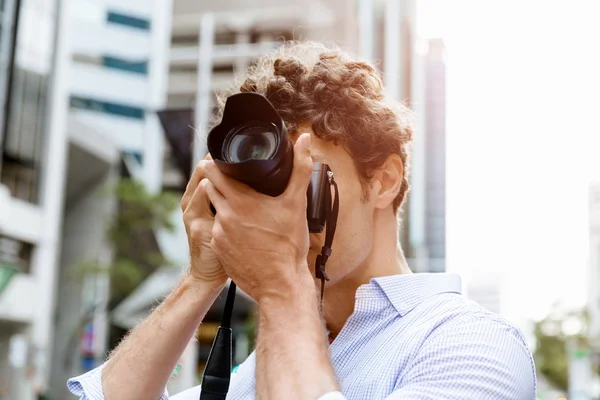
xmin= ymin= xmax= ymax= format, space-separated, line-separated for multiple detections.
xmin=1 ymin=0 xmax=56 ymax=204
xmin=70 ymin=96 xmax=145 ymax=120
xmin=106 ymin=11 xmax=150 ymax=31
xmin=1 ymin=152 xmax=38 ymax=202
xmin=123 ymin=150 xmax=143 ymax=164
xmin=103 ymin=56 xmax=148 ymax=75
xmin=0 ymin=235 xmax=33 ymax=274
xmin=72 ymin=53 xmax=149 ymax=75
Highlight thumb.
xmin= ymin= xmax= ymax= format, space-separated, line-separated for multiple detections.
xmin=286 ymin=133 xmax=313 ymax=196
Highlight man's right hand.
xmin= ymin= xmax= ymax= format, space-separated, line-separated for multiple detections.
xmin=84 ymin=156 xmax=231 ymax=400
xmin=181 ymin=156 xmax=228 ymax=287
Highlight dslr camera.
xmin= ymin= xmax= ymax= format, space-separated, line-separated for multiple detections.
xmin=207 ymin=92 xmax=332 ymax=233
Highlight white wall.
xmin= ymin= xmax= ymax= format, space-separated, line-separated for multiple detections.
xmin=2 ymin=0 xmax=173 ymax=397
xmin=70 ymin=62 xmax=150 ymax=106
xmin=69 ymin=0 xmax=173 ymax=193
xmin=70 ymin=19 xmax=151 ymax=60
xmin=69 ymin=110 xmax=145 ymax=152
xmin=588 ymin=185 xmax=600 ymax=337
xmin=141 ymin=0 xmax=173 ymax=194
xmin=0 ymin=275 xmax=36 ymax=322
xmin=49 ymin=167 xmax=117 ymax=400
xmin=71 ymin=0 xmax=152 ymax=24
xmin=0 ymin=195 xmax=43 ymax=244
xmin=68 ymin=0 xmax=152 ymax=155
xmin=99 ymin=0 xmax=153 ymax=18
xmin=28 ymin=0 xmax=73 ymax=395
xmin=15 ymin=0 xmax=55 ymax=75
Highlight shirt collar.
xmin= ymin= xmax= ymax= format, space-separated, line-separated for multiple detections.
xmin=355 ymin=273 xmax=462 ymax=317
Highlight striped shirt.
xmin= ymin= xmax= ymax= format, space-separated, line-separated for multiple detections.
xmin=68 ymin=273 xmax=537 ymax=399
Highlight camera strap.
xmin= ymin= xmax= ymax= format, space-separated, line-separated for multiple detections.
xmin=199 ymin=282 xmax=236 ymax=400
xmin=315 ymin=171 xmax=339 ymax=302
xmin=199 ymin=173 xmax=339 ymax=400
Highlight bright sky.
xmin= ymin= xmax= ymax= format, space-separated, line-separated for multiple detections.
xmin=418 ymin=0 xmax=600 ymax=329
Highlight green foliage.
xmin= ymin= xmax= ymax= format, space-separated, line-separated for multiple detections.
xmin=73 ymin=178 xmax=179 ymax=309
xmin=109 ymin=179 xmax=178 ymax=247
xmin=533 ymin=305 xmax=590 ymax=391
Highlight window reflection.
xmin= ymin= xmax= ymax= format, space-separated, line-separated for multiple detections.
xmin=0 ymin=0 xmax=56 ymax=203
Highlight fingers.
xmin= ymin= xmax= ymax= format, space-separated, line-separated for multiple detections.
xmin=182 ymin=166 xmax=202 ymax=212
xmin=204 ymin=179 xmax=226 ymax=214
xmin=201 ymin=159 xmax=252 ymax=199
xmin=185 ymin=177 xmax=228 ymax=222
xmin=183 ymin=153 xmax=253 ymax=219
xmin=284 ymin=133 xmax=314 ymax=198
xmin=185 ymin=179 xmax=212 ymax=218
xmin=181 ymin=153 xmax=213 ymax=211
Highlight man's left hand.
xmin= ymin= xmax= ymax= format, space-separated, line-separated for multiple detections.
xmin=201 ymin=133 xmax=315 ymax=302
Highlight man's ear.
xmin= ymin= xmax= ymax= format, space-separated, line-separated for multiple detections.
xmin=371 ymin=154 xmax=404 ymax=210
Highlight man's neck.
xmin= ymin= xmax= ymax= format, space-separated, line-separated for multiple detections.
xmin=322 ymin=212 xmax=412 ymax=339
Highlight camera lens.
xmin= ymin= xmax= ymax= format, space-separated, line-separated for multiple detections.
xmin=222 ymin=122 xmax=278 ymax=163
xmin=207 ymin=92 xmax=294 ymax=197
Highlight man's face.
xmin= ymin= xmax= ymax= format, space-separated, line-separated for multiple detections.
xmin=292 ymin=128 xmax=376 ymax=285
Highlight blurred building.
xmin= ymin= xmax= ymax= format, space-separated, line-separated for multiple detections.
xmin=466 ymin=272 xmax=503 ymax=315
xmin=423 ymin=39 xmax=447 ymax=273
xmin=52 ymin=2 xmax=175 ymax=399
xmin=587 ymin=184 xmax=600 ymax=337
xmin=369 ymin=4 xmax=448 ymax=275
xmin=0 ymin=0 xmax=67 ymax=398
xmin=0 ymin=0 xmax=173 ymax=398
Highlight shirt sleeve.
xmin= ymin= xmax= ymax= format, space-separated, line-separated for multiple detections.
xmin=66 ymin=363 xmax=169 ymax=400
xmin=386 ymin=314 xmax=536 ymax=400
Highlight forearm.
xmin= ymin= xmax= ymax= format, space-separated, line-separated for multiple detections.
xmin=102 ymin=274 xmax=225 ymax=400
xmin=255 ymin=269 xmax=339 ymax=399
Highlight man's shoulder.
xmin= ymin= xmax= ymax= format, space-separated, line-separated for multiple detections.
xmin=417 ymin=292 xmax=529 ymax=345
xmin=394 ymin=294 xmax=537 ymax=398
xmin=442 ymin=293 xmax=522 ymax=327
xmin=395 ymin=292 xmax=537 ymax=394
xmin=412 ymin=292 xmax=535 ymax=375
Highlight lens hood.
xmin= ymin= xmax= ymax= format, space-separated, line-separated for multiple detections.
xmin=207 ymin=93 xmax=293 ymax=196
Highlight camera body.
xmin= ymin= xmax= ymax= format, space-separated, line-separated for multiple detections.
xmin=207 ymin=92 xmax=331 ymax=233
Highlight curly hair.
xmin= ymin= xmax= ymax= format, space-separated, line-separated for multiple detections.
xmin=214 ymin=41 xmax=414 ymax=213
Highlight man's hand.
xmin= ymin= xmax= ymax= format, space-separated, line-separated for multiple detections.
xmin=181 ymin=154 xmax=228 ymax=288
xmin=202 ymin=133 xmax=315 ymax=301
xmin=203 ymin=133 xmax=340 ymax=399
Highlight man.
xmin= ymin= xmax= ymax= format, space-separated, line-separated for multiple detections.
xmin=68 ymin=41 xmax=536 ymax=399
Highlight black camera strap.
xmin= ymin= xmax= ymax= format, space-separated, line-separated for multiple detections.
xmin=199 ymin=173 xmax=339 ymax=400
xmin=199 ymin=282 xmax=236 ymax=400
xmin=315 ymin=171 xmax=339 ymax=301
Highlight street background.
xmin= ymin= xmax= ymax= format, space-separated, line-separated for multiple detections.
xmin=0 ymin=0 xmax=599 ymax=399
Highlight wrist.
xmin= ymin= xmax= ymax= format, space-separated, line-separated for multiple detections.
xmin=185 ymin=270 xmax=228 ymax=291
xmin=180 ymin=273 xmax=227 ymax=308
xmin=257 ymin=266 xmax=317 ymax=309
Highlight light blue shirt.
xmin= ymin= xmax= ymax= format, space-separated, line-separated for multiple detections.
xmin=68 ymin=273 xmax=536 ymax=399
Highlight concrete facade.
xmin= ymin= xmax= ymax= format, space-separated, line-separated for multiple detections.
xmin=588 ymin=184 xmax=600 ymax=338
xmin=423 ymin=39 xmax=447 ymax=273
xmin=0 ymin=0 xmax=174 ymax=398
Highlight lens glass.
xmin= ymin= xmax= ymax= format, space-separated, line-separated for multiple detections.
xmin=223 ymin=123 xmax=278 ymax=162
